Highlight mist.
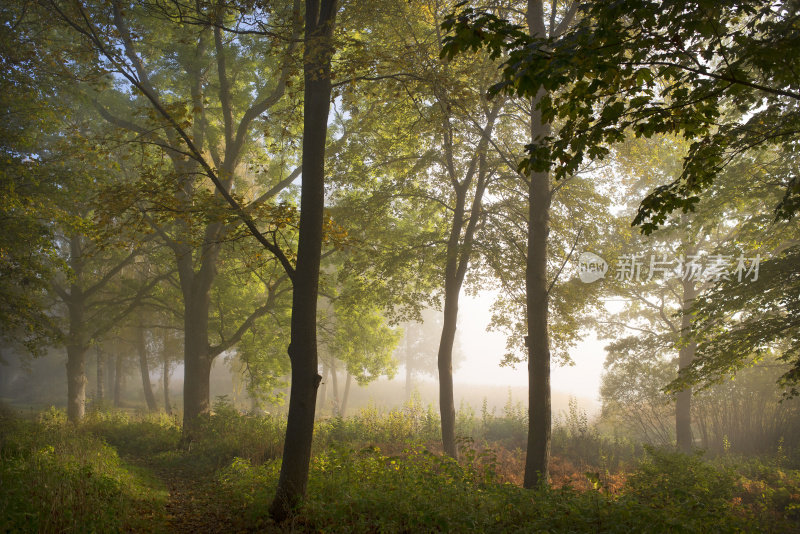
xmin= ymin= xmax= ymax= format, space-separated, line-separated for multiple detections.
xmin=2 ymin=0 xmax=800 ymax=531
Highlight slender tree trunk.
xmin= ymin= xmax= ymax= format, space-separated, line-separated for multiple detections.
xmin=330 ymin=358 xmax=340 ymax=416
xmin=676 ymin=276 xmax=698 ymax=452
xmin=136 ymin=326 xmax=158 ymax=412
xmin=437 ymin=260 xmax=462 ymax=457
xmin=317 ymin=361 xmax=328 ymax=415
xmin=523 ymin=0 xmax=554 ymax=489
xmin=66 ymin=344 xmax=88 ymax=422
xmin=270 ymin=1 xmax=337 ymax=522
xmin=114 ymin=352 xmax=123 ymax=408
xmin=340 ymin=371 xmax=352 ymax=418
xmin=437 ymin=177 xmax=469 ymax=459
xmin=106 ymin=351 xmax=115 ymax=401
xmin=96 ymin=346 xmax=105 ymax=402
xmin=524 ymin=152 xmax=552 ymax=487
xmin=435 ymin=102 xmax=500 ymax=458
xmin=66 ymin=291 xmax=88 ymax=422
xmin=163 ymin=356 xmax=172 ymax=415
xmin=405 ymin=332 xmax=413 ymax=402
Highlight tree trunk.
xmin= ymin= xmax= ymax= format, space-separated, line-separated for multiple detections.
xmin=317 ymin=361 xmax=328 ymax=415
xmin=65 ymin=289 xmax=88 ymax=422
xmin=114 ymin=352 xmax=124 ymax=408
xmin=340 ymin=371 xmax=352 ymax=418
xmin=676 ymin=276 xmax=698 ymax=452
xmin=330 ymin=358 xmax=340 ymax=416
xmin=66 ymin=344 xmax=87 ymax=422
xmin=96 ymin=346 xmax=105 ymax=402
xmin=182 ymin=284 xmax=213 ymax=431
xmin=163 ymin=355 xmax=172 ymax=415
xmin=524 ymin=143 xmax=552 ymax=488
xmin=136 ymin=326 xmax=158 ymax=412
xmin=436 ymin=175 xmax=468 ymax=459
xmin=106 ymin=352 xmax=115 ymax=402
xmin=437 ymin=264 xmax=462 ymax=458
xmin=270 ymin=0 xmax=337 ymax=521
xmin=523 ymin=0 xmax=554 ymax=490
xmin=405 ymin=333 xmax=413 ymax=402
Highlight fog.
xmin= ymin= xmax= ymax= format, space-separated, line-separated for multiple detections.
xmin=3 ymin=0 xmax=800 ymax=530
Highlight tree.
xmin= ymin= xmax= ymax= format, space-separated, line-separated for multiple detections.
xmin=396 ymin=309 xmax=465 ymax=401
xmin=442 ymin=0 xmax=582 ymax=486
xmin=44 ymin=0 xmax=305 ymax=430
xmin=328 ymin=0 xmax=511 ymax=457
xmin=442 ymin=0 xmax=800 ymax=479
xmin=36 ymin=111 xmax=166 ymax=421
xmin=269 ymin=0 xmax=338 ymax=521
xmin=596 ymin=129 xmax=799 ymax=450
xmin=323 ymin=291 xmax=401 ymax=417
xmin=441 ymin=0 xmax=800 ymax=230
xmin=0 ymin=2 xmax=68 ymax=355
xmin=670 ymin=143 xmax=800 ymax=396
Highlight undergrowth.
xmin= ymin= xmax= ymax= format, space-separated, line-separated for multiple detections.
xmin=0 ymin=407 xmax=168 ymax=533
xmin=2 ymin=401 xmax=799 ymax=532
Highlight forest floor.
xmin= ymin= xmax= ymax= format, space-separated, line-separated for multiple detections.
xmin=141 ymin=457 xmax=238 ymax=533
xmin=3 ymin=405 xmax=800 ymax=532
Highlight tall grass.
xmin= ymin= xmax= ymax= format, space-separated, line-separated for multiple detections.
xmin=0 ymin=406 xmax=168 ymax=533
xmin=2 ymin=401 xmax=799 ymax=532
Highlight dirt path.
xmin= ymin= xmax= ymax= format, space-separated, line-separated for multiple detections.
xmin=124 ymin=454 xmax=249 ymax=534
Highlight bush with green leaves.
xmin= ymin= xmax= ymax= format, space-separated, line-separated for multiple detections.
xmin=314 ymin=399 xmax=441 ymax=450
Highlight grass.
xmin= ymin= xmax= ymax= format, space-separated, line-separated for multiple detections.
xmin=1 ymin=400 xmax=799 ymax=532
xmin=0 ymin=406 xmax=169 ymax=533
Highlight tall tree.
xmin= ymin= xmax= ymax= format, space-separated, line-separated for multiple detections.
xmin=329 ymin=0 xmax=509 ymax=457
xmin=270 ymin=0 xmax=338 ymax=521
xmin=45 ymin=0 xmax=305 ymax=429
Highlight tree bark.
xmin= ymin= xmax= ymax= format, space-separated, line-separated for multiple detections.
xmin=405 ymin=329 xmax=413 ymax=401
xmin=676 ymin=276 xmax=698 ymax=452
xmin=66 ymin=344 xmax=87 ymax=422
xmin=270 ymin=0 xmax=337 ymax=522
xmin=106 ymin=350 xmax=115 ymax=402
xmin=114 ymin=351 xmax=124 ymax=408
xmin=163 ymin=355 xmax=172 ymax=415
xmin=65 ymin=277 xmax=88 ymax=422
xmin=437 ymin=246 xmax=462 ymax=457
xmin=96 ymin=346 xmax=105 ymax=402
xmin=136 ymin=325 xmax=158 ymax=412
xmin=182 ymin=281 xmax=214 ymax=431
xmin=340 ymin=371 xmax=352 ymax=418
xmin=435 ymin=98 xmax=500 ymax=458
xmin=330 ymin=357 xmax=340 ymax=416
xmin=317 ymin=361 xmax=328 ymax=414
xmin=524 ymin=0 xmax=552 ymax=489
xmin=524 ymin=119 xmax=552 ymax=488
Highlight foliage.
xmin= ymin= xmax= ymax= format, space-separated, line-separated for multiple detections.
xmin=328 ymin=295 xmax=401 ymax=386
xmin=315 ymin=398 xmax=441 ymax=449
xmin=441 ymin=0 xmax=800 ymax=233
xmin=4 ymin=406 xmax=800 ymax=532
xmin=0 ymin=408 xmax=168 ymax=533
xmin=477 ymin=393 xmax=527 ymax=449
xmin=623 ymin=448 xmax=740 ymax=531
xmin=680 ymin=245 xmax=800 ymax=396
xmin=82 ymin=409 xmax=181 ymax=457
